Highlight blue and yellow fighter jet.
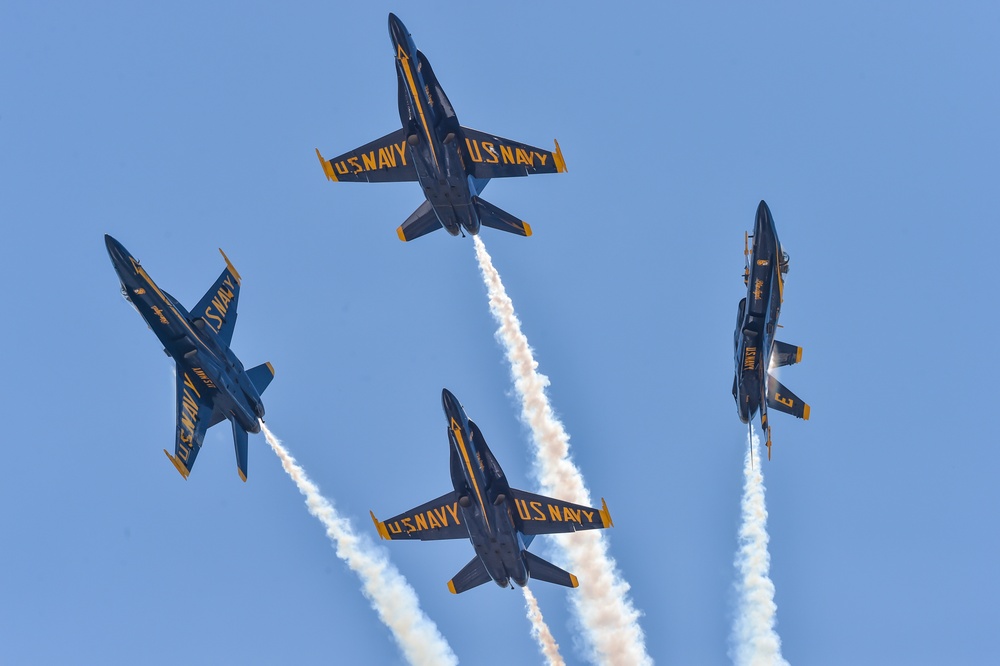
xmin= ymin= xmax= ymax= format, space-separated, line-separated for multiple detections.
xmin=370 ymin=389 xmax=613 ymax=593
xmin=315 ymin=13 xmax=567 ymax=241
xmin=733 ymin=201 xmax=810 ymax=459
xmin=105 ymin=235 xmax=274 ymax=481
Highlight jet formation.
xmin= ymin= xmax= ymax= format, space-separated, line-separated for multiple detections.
xmin=316 ymin=13 xmax=567 ymax=241
xmin=732 ymin=201 xmax=810 ymax=459
xmin=370 ymin=389 xmax=613 ymax=593
xmin=105 ymin=235 xmax=274 ymax=481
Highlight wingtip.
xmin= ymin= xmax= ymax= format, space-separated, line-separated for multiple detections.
xmin=315 ymin=148 xmax=337 ymax=181
xmin=163 ymin=449 xmax=190 ymax=479
xmin=803 ymin=404 xmax=811 ymax=421
xmin=447 ymin=579 xmax=458 ymax=594
xmin=600 ymin=498 xmax=614 ymax=528
xmin=523 ymin=221 xmax=533 ymax=237
xmin=396 ymin=226 xmax=408 ymax=242
xmin=218 ymin=248 xmax=242 ymax=285
xmin=265 ymin=361 xmax=275 ymax=376
xmin=238 ymin=468 xmax=248 ymax=483
xmin=370 ymin=511 xmax=390 ymax=540
xmin=568 ymin=573 xmax=579 ymax=588
xmin=553 ymin=139 xmax=567 ymax=173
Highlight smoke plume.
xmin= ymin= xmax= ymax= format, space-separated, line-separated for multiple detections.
xmin=261 ymin=424 xmax=458 ymax=666
xmin=473 ymin=237 xmax=652 ymax=666
xmin=523 ymin=586 xmax=566 ymax=666
xmin=731 ymin=430 xmax=788 ymax=666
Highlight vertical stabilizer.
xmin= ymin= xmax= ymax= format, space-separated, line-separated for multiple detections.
xmin=232 ymin=420 xmax=249 ymax=482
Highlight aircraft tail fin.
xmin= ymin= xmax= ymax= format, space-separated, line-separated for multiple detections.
xmin=766 ymin=374 xmax=810 ymax=420
xmin=232 ymin=420 xmax=249 ymax=482
xmin=523 ymin=550 xmax=579 ymax=589
xmin=397 ymin=200 xmax=443 ymax=242
xmin=447 ymin=556 xmax=493 ymax=594
xmin=472 ymin=197 xmax=532 ymax=237
xmin=770 ymin=341 xmax=802 ymax=368
xmin=247 ymin=362 xmax=275 ymax=395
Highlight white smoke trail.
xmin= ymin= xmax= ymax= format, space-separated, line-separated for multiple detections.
xmin=473 ymin=237 xmax=652 ymax=666
xmin=523 ymin=586 xmax=566 ymax=666
xmin=732 ymin=431 xmax=788 ymax=666
xmin=261 ymin=424 xmax=458 ymax=666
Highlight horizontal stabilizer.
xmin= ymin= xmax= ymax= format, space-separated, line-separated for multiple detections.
xmin=770 ymin=340 xmax=802 ymax=368
xmin=397 ymin=200 xmax=443 ymax=242
xmin=472 ymin=197 xmax=532 ymax=237
xmin=246 ymin=362 xmax=275 ymax=395
xmin=232 ymin=420 xmax=249 ymax=482
xmin=447 ymin=556 xmax=493 ymax=594
xmin=523 ymin=550 xmax=578 ymax=589
xmin=766 ymin=374 xmax=810 ymax=420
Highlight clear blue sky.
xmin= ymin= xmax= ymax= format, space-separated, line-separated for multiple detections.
xmin=2 ymin=2 xmax=997 ymax=664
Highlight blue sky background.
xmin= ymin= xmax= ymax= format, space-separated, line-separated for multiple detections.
xmin=2 ymin=2 xmax=997 ymax=664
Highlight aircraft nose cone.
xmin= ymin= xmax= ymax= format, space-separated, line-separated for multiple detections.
xmin=755 ymin=200 xmax=772 ymax=225
xmin=441 ymin=388 xmax=462 ymax=416
xmin=104 ymin=234 xmax=130 ymax=266
xmin=388 ymin=13 xmax=409 ymax=46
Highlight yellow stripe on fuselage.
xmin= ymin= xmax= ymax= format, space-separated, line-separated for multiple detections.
xmin=398 ymin=48 xmax=438 ymax=168
xmin=451 ymin=418 xmax=490 ymax=531
xmin=775 ymin=255 xmax=784 ymax=303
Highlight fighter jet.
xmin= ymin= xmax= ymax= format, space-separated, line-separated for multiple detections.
xmin=105 ymin=235 xmax=274 ymax=481
xmin=315 ymin=13 xmax=567 ymax=241
xmin=733 ymin=201 xmax=810 ymax=460
xmin=370 ymin=389 xmax=613 ymax=593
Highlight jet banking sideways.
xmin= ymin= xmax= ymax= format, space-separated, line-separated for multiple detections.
xmin=316 ymin=13 xmax=567 ymax=242
xmin=105 ymin=235 xmax=274 ymax=481
xmin=371 ymin=389 xmax=613 ymax=593
xmin=732 ymin=201 xmax=810 ymax=460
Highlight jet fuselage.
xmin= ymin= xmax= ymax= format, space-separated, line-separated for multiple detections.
xmin=734 ymin=201 xmax=786 ymax=426
xmin=105 ymin=235 xmax=264 ymax=435
xmin=389 ymin=13 xmax=484 ymax=237
xmin=442 ymin=389 xmax=529 ymax=588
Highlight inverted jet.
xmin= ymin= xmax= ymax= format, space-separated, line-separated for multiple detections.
xmin=315 ymin=13 xmax=567 ymax=241
xmin=370 ymin=389 xmax=613 ymax=593
xmin=732 ymin=201 xmax=810 ymax=459
xmin=105 ymin=235 xmax=274 ymax=481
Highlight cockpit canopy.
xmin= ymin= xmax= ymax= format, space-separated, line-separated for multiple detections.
xmin=779 ymin=251 xmax=790 ymax=274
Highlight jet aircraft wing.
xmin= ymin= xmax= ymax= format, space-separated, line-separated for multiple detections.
xmin=316 ymin=129 xmax=418 ymax=183
xmin=508 ymin=489 xmax=613 ymax=536
xmin=193 ymin=250 xmax=241 ymax=346
xmin=371 ymin=490 xmax=467 ymax=541
xmin=164 ymin=368 xmax=221 ymax=479
xmin=460 ymin=127 xmax=567 ymax=179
